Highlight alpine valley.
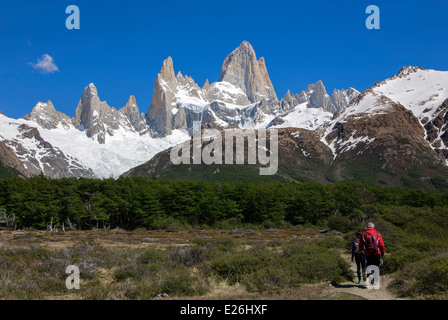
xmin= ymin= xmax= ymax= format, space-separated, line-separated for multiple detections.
xmin=1 ymin=41 xmax=448 ymax=189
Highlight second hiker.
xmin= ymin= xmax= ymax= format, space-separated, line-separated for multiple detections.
xmin=352 ymin=231 xmax=366 ymax=284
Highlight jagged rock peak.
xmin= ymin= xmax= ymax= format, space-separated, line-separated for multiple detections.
xmin=147 ymin=58 xmax=178 ymax=136
xmin=127 ymin=95 xmax=137 ymax=107
xmin=159 ymin=56 xmax=176 ymax=83
xmin=83 ymin=83 xmax=99 ymax=98
xmin=120 ymin=95 xmax=147 ymax=133
xmin=74 ymin=83 xmax=102 ymax=114
xmin=302 ymin=80 xmax=327 ymax=96
xmin=218 ymin=41 xmax=278 ymax=103
xmin=297 ymin=80 xmax=330 ymax=110
xmin=331 ymin=88 xmax=361 ymax=113
xmin=397 ymin=65 xmax=424 ymax=78
xmin=73 ymin=83 xmax=117 ymax=144
xmin=120 ymin=95 xmax=139 ymax=113
xmin=280 ymin=90 xmax=292 ymax=104
xmin=33 ymin=100 xmax=56 ymax=112
xmin=293 ymin=81 xmax=360 ymax=114
xmin=75 ymin=83 xmax=102 ymax=118
xmin=25 ymin=100 xmax=57 ymax=119
xmin=313 ymin=80 xmax=325 ymax=90
xmin=234 ymin=40 xmax=256 ymax=56
xmin=23 ymin=100 xmax=72 ymax=130
xmin=280 ymin=90 xmax=298 ymax=113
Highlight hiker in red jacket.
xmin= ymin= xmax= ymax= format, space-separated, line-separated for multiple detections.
xmin=359 ymin=222 xmax=385 ymax=281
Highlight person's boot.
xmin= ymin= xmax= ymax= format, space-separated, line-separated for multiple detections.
xmin=362 ymin=273 xmax=367 ymax=281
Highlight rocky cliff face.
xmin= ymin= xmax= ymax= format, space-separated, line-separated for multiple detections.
xmin=296 ymin=81 xmax=331 ymax=110
xmin=72 ymin=84 xmax=151 ymax=143
xmin=119 ymin=95 xmax=148 ymax=134
xmin=146 ymin=57 xmax=177 ymax=136
xmin=324 ymin=94 xmax=444 ymax=167
xmin=218 ymin=41 xmax=278 ymax=103
xmin=423 ymin=98 xmax=448 ymax=160
xmin=144 ymin=41 xmax=353 ymax=138
xmin=279 ymin=90 xmax=298 ymax=113
xmin=0 ymin=140 xmax=31 ymax=177
xmin=330 ymin=88 xmax=360 ymax=113
xmin=73 ymin=83 xmax=122 ymax=144
xmin=146 ymin=44 xmax=280 ymax=136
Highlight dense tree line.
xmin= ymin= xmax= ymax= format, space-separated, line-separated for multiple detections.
xmin=0 ymin=175 xmax=447 ymax=230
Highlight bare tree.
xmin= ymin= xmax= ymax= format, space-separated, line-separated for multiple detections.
xmin=66 ymin=217 xmax=73 ymax=229
xmin=47 ymin=217 xmax=54 ymax=232
xmin=0 ymin=209 xmax=16 ymax=230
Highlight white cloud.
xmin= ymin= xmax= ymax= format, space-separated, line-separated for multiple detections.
xmin=29 ymin=54 xmax=60 ymax=74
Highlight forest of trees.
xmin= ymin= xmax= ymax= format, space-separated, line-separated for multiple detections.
xmin=1 ymin=175 xmax=447 ymax=231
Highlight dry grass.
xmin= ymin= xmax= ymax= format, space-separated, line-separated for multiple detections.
xmin=0 ymin=227 xmax=324 ymax=250
xmin=0 ymin=227 xmax=350 ymax=301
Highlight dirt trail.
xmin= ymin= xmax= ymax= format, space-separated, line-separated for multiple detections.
xmin=324 ymin=253 xmax=403 ymax=300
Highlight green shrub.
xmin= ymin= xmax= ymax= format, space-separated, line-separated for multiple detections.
xmin=327 ymin=216 xmax=360 ymax=233
xmin=137 ymin=249 xmax=167 ymax=265
xmin=132 ymin=268 xmax=209 ymax=299
xmin=384 ymin=249 xmax=430 ymax=274
xmin=158 ymin=270 xmax=207 ymax=296
xmin=168 ymin=246 xmax=211 ymax=267
xmin=242 ymin=266 xmax=301 ymax=293
xmin=146 ymin=215 xmax=184 ymax=230
xmin=390 ymin=253 xmax=448 ymax=297
xmin=211 ymin=254 xmax=264 ymax=285
xmin=286 ymin=246 xmax=352 ymax=284
xmin=195 ymin=237 xmax=236 ymax=253
xmin=422 ymin=257 xmax=448 ymax=294
xmin=317 ymin=236 xmax=346 ymax=250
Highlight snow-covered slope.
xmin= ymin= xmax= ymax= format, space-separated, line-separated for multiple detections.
xmin=269 ymin=102 xmax=333 ymax=130
xmin=0 ymin=113 xmax=190 ymax=178
xmin=37 ymin=124 xmax=190 ymax=178
xmin=320 ymin=66 xmax=448 ymax=164
xmin=372 ymin=66 xmax=448 ymax=153
xmin=0 ymin=114 xmax=94 ymax=178
xmin=372 ymin=66 xmax=448 ymax=118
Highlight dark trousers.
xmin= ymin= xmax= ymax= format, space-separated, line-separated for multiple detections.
xmin=366 ymin=255 xmax=382 ymax=276
xmin=366 ymin=255 xmax=381 ymax=268
xmin=355 ymin=254 xmax=366 ymax=280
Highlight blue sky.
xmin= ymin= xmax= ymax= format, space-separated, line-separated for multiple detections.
xmin=0 ymin=0 xmax=447 ymax=119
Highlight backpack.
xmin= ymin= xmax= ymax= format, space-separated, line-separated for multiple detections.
xmin=352 ymin=237 xmax=360 ymax=255
xmin=364 ymin=232 xmax=379 ymax=256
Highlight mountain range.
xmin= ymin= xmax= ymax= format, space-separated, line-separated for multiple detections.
xmin=1 ymin=41 xmax=447 ymax=188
